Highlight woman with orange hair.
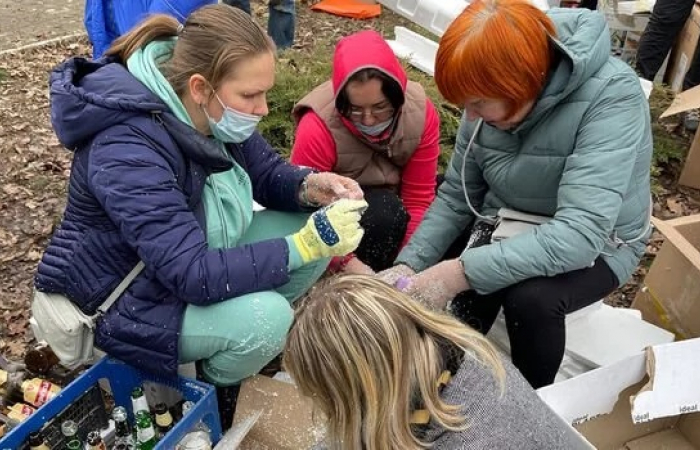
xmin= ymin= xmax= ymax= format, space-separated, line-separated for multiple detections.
xmin=380 ymin=0 xmax=652 ymax=388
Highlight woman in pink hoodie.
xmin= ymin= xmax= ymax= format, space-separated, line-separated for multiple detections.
xmin=291 ymin=30 xmax=440 ymax=275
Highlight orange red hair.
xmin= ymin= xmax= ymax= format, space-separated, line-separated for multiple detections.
xmin=435 ymin=0 xmax=556 ymax=117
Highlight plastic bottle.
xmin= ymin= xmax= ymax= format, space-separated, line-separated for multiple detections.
xmin=176 ymin=401 xmax=212 ymax=450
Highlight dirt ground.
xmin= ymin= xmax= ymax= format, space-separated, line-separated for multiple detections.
xmin=0 ymin=0 xmax=84 ymax=51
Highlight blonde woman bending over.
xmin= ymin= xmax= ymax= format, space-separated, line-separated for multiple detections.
xmin=283 ymin=275 xmax=576 ymax=450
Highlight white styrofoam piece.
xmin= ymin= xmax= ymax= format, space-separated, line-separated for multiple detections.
xmin=617 ymin=307 xmax=643 ymax=320
xmin=566 ymin=305 xmax=675 ymax=369
xmin=386 ymin=27 xmax=438 ymax=76
xmin=639 ymin=77 xmax=653 ymax=100
xmin=378 ymin=0 xmax=549 ymax=40
xmin=564 ymin=300 xmax=604 ymax=326
xmin=531 ymin=0 xmax=550 ymax=10
xmin=272 ymin=371 xmax=295 ymax=384
xmin=214 ymin=410 xmax=263 ymax=450
xmin=631 ymin=338 xmax=700 ymax=423
xmin=377 ymin=0 xmax=469 ymax=37
xmin=537 ymin=352 xmax=647 ymax=425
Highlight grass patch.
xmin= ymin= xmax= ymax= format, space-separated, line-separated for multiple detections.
xmin=0 ymin=68 xmax=6 ymax=82
xmin=648 ymin=85 xmax=691 ymax=191
xmin=264 ymin=50 xmax=689 ymax=186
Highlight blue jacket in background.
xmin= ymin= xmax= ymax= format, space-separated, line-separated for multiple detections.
xmin=84 ymin=0 xmax=216 ymax=57
xmin=36 ymin=57 xmax=311 ymax=376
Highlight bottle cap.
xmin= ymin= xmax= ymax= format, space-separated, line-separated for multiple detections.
xmin=28 ymin=430 xmax=44 ymax=445
xmin=87 ymin=430 xmax=102 ymax=444
xmin=154 ymin=402 xmax=168 ymax=415
xmin=61 ymin=420 xmax=78 ymax=437
xmin=112 ymin=405 xmax=128 ymax=422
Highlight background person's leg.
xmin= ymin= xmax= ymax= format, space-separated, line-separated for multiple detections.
xmin=354 ymin=188 xmax=409 ymax=272
xmin=636 ymin=0 xmax=695 ymax=81
xmin=222 ymin=0 xmax=252 ymax=15
xmin=502 ymin=257 xmax=619 ymax=388
xmin=268 ymin=0 xmax=295 ymax=49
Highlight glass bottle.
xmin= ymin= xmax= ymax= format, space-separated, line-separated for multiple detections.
xmin=131 ymin=386 xmax=150 ymax=416
xmin=28 ymin=429 xmax=51 ymax=450
xmin=154 ymin=402 xmax=173 ymax=440
xmin=61 ymin=420 xmax=82 ymax=450
xmin=135 ymin=410 xmax=158 ymax=450
xmin=113 ymin=406 xmax=136 ymax=447
xmin=1 ymin=369 xmax=61 ymax=408
xmin=24 ymin=342 xmax=61 ymax=375
xmin=1 ymin=401 xmax=35 ymax=422
xmin=86 ymin=430 xmax=107 ymax=450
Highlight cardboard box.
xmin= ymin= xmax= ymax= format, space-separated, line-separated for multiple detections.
xmin=665 ymin=5 xmax=700 ymax=92
xmin=231 ymin=372 xmax=593 ymax=449
xmin=232 ymin=374 xmax=325 ymax=449
xmin=659 ymin=85 xmax=700 ymax=190
xmin=538 ymin=338 xmax=700 ymax=450
xmin=632 ymin=215 xmax=700 ymax=339
xmin=598 ymin=0 xmax=652 ymax=66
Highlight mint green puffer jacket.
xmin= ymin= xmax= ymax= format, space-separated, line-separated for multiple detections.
xmin=396 ymin=8 xmax=652 ymax=294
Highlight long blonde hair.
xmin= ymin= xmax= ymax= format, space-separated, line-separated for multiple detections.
xmin=283 ymin=275 xmax=505 ymax=450
xmin=105 ymin=4 xmax=274 ymax=96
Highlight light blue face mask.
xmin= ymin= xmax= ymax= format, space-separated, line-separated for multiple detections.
xmin=355 ymin=118 xmax=393 ymax=137
xmin=204 ymin=94 xmax=262 ymax=143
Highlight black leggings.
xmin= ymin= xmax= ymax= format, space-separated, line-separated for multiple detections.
xmin=444 ymin=227 xmax=619 ymax=388
xmin=636 ymin=0 xmax=700 ymax=91
xmin=355 ymin=188 xmax=409 ymax=272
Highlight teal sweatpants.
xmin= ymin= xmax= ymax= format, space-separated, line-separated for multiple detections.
xmin=178 ymin=210 xmax=328 ymax=386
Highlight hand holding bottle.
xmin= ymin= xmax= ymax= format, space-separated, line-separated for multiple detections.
xmin=290 ymin=199 xmax=367 ymax=264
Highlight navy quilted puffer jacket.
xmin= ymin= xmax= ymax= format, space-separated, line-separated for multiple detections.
xmin=35 ymin=57 xmax=311 ymax=376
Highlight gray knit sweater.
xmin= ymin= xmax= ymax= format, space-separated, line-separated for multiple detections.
xmin=420 ymin=355 xmax=578 ymax=449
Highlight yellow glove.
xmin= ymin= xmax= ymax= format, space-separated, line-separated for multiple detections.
xmin=292 ymin=199 xmax=367 ymax=264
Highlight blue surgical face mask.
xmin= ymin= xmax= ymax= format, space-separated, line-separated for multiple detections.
xmin=204 ymin=94 xmax=262 ymax=143
xmin=355 ymin=118 xmax=393 ymax=137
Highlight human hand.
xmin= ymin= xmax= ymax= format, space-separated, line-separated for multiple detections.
xmin=300 ymin=173 xmax=364 ymax=207
xmin=376 ymin=264 xmax=415 ymax=286
xmin=395 ymin=259 xmax=469 ymax=309
xmin=342 ymin=257 xmax=375 ymax=275
xmin=291 ymin=199 xmax=368 ymax=263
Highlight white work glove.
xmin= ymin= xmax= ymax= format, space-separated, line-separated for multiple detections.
xmin=290 ymin=199 xmax=367 ymax=264
xmin=300 ymin=172 xmax=364 ymax=207
xmin=395 ymin=259 xmax=470 ymax=309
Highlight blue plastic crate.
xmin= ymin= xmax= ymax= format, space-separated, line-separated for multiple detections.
xmin=0 ymin=357 xmax=222 ymax=449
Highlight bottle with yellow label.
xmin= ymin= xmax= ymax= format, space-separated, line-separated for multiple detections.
xmin=20 ymin=377 xmax=60 ymax=407
xmin=0 ymin=368 xmax=61 ymax=408
xmin=2 ymin=402 xmax=36 ymax=422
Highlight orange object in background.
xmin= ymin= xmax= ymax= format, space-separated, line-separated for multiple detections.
xmin=310 ymin=0 xmax=381 ymax=19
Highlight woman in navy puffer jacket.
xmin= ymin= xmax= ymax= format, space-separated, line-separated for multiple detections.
xmin=37 ymin=4 xmax=366 ymax=428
